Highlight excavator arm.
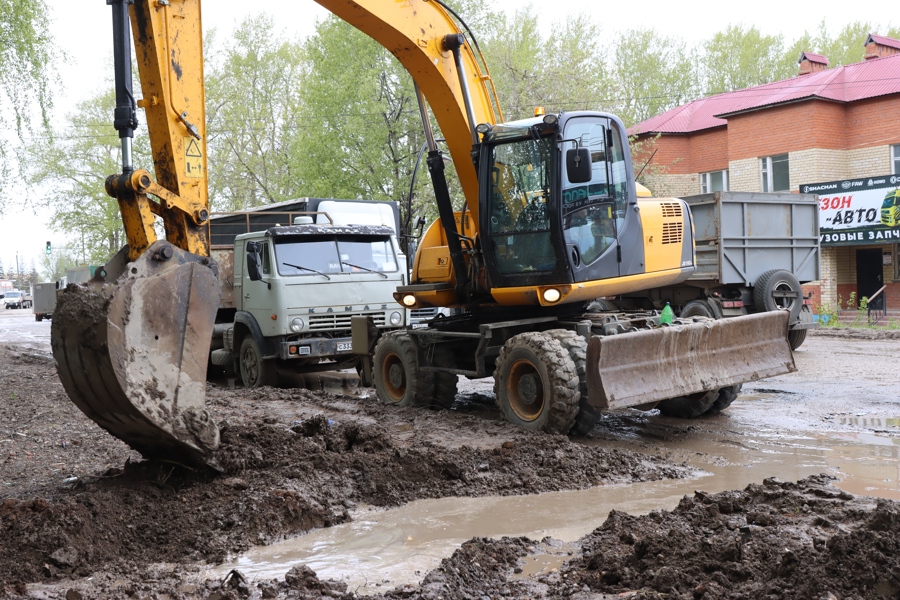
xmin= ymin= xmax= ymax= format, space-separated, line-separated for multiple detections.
xmin=50 ymin=0 xmax=221 ymax=468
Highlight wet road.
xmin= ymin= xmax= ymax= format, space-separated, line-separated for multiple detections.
xmin=213 ymin=330 xmax=900 ymax=593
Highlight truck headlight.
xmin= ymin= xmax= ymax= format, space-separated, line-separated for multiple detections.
xmin=290 ymin=317 xmax=305 ymax=332
xmin=389 ymin=311 xmax=402 ymax=326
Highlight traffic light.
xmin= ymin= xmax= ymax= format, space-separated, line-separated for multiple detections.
xmin=45 ymin=241 xmax=51 ymax=255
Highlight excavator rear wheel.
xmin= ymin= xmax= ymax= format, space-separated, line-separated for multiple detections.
xmin=239 ymin=336 xmax=277 ymax=388
xmin=373 ymin=331 xmax=424 ymax=407
xmin=420 ymin=345 xmax=458 ymax=409
xmin=493 ymin=332 xmax=579 ymax=434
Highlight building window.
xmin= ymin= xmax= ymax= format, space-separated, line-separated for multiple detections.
xmin=760 ymin=154 xmax=790 ymax=192
xmin=892 ymin=145 xmax=900 ymax=175
xmin=700 ymin=170 xmax=729 ymax=194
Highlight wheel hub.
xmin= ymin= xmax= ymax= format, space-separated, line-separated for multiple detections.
xmin=506 ymin=359 xmax=544 ymax=421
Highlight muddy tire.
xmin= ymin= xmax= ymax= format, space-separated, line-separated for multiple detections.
xmin=657 ymin=390 xmax=719 ymax=418
xmin=493 ymin=332 xmax=579 ymax=434
xmin=705 ymin=384 xmax=742 ymax=414
xmin=680 ymin=300 xmax=715 ymax=319
xmin=420 ymin=345 xmax=458 ymax=409
xmin=788 ymin=304 xmax=813 ymax=350
xmin=373 ymin=331 xmax=426 ymax=407
xmin=239 ymin=336 xmax=277 ymax=388
xmin=755 ymin=269 xmax=802 ymax=322
xmin=546 ymin=329 xmax=597 ymax=435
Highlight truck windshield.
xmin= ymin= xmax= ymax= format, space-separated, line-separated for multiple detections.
xmin=6 ymin=292 xmax=20 ymax=298
xmin=486 ymin=135 xmax=555 ymax=274
xmin=274 ymin=237 xmax=398 ymax=276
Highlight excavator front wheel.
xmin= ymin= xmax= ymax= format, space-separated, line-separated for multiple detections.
xmin=493 ymin=332 xmax=579 ymax=434
xmin=373 ymin=331 xmax=423 ymax=406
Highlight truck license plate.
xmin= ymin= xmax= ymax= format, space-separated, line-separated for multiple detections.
xmin=336 ymin=342 xmax=353 ymax=352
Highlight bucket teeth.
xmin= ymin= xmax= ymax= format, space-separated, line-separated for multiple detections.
xmin=51 ymin=242 xmax=221 ymax=468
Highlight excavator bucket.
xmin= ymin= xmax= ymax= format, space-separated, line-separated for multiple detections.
xmin=51 ymin=241 xmax=221 ymax=468
xmin=586 ymin=310 xmax=796 ymax=410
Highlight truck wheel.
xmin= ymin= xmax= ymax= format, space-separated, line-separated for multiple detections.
xmin=754 ymin=269 xmax=802 ymax=322
xmin=657 ymin=390 xmax=719 ymax=418
xmin=239 ymin=337 xmax=277 ymax=388
xmin=35 ymin=314 xmax=42 ymax=322
xmin=373 ymin=331 xmax=424 ymax=407
xmin=493 ymin=332 xmax=579 ymax=434
xmin=705 ymin=384 xmax=742 ymax=414
xmin=788 ymin=305 xmax=813 ymax=350
xmin=680 ymin=300 xmax=715 ymax=319
xmin=546 ymin=329 xmax=597 ymax=435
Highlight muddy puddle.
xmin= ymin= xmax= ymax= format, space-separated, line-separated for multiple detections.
xmin=212 ymin=391 xmax=900 ymax=594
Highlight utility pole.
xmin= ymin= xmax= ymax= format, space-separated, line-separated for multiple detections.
xmin=15 ymin=252 xmax=21 ymax=289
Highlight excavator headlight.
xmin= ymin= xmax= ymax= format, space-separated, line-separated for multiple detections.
xmin=542 ymin=288 xmax=561 ymax=303
xmin=290 ymin=317 xmax=305 ymax=332
xmin=401 ymin=294 xmax=417 ymax=307
xmin=389 ymin=311 xmax=403 ymax=326
xmin=542 ymin=114 xmax=558 ymax=126
xmin=475 ymin=123 xmax=492 ymax=135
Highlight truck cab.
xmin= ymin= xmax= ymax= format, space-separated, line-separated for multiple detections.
xmin=882 ymin=190 xmax=900 ymax=227
xmin=209 ymin=199 xmax=409 ymax=387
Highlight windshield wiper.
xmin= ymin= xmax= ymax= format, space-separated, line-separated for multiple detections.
xmin=282 ymin=262 xmax=331 ymax=280
xmin=342 ymin=261 xmax=388 ymax=278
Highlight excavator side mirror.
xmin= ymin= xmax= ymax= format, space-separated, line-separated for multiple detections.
xmin=246 ymin=242 xmax=263 ymax=282
xmin=566 ymin=147 xmax=592 ymax=184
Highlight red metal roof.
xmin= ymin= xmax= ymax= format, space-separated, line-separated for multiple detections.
xmin=800 ymin=52 xmax=829 ymax=65
xmin=630 ymin=50 xmax=900 ymax=135
xmin=868 ymin=34 xmax=900 ymax=50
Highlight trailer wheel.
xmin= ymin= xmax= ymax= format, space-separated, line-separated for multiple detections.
xmin=788 ymin=305 xmax=813 ymax=350
xmin=657 ymin=390 xmax=719 ymax=418
xmin=680 ymin=300 xmax=715 ymax=319
xmin=705 ymin=384 xmax=743 ymax=414
xmin=239 ymin=336 xmax=277 ymax=388
xmin=35 ymin=314 xmax=42 ymax=322
xmin=494 ymin=332 xmax=579 ymax=434
xmin=373 ymin=331 xmax=424 ymax=407
xmin=754 ymin=269 xmax=802 ymax=322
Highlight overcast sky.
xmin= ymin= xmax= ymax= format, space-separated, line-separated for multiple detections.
xmin=1 ymin=0 xmax=896 ymax=275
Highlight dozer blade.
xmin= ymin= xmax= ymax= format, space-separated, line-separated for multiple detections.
xmin=51 ymin=241 xmax=222 ymax=468
xmin=586 ymin=310 xmax=796 ymax=410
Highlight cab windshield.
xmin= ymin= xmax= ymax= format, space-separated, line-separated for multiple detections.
xmin=274 ymin=236 xmax=398 ymax=276
xmin=486 ymin=135 xmax=555 ymax=274
xmin=882 ymin=193 xmax=899 ymax=209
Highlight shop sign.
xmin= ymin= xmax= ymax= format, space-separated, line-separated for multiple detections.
xmin=801 ymin=174 xmax=900 ymax=246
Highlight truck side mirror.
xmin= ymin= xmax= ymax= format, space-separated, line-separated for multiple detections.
xmin=246 ymin=242 xmax=262 ymax=282
xmin=566 ymin=147 xmax=592 ymax=184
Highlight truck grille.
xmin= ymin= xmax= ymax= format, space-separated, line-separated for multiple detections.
xmin=660 ymin=202 xmax=683 ymax=218
xmin=661 ymin=222 xmax=683 ymax=244
xmin=308 ymin=312 xmax=387 ymax=331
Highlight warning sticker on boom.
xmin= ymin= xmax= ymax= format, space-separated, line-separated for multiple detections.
xmin=184 ymin=137 xmax=203 ymax=178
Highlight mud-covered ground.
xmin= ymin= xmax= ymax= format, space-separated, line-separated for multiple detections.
xmin=2 ymin=318 xmax=900 ymax=599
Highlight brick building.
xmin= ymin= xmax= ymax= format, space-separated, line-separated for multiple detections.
xmin=630 ymin=34 xmax=900 ymax=315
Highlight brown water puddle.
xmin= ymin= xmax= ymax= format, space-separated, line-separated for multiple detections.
xmin=212 ymin=402 xmax=900 ymax=593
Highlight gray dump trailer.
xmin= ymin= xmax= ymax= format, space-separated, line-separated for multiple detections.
xmin=621 ymin=191 xmax=820 ymax=349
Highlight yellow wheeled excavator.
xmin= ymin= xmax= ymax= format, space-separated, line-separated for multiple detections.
xmin=51 ymin=0 xmax=796 ymax=468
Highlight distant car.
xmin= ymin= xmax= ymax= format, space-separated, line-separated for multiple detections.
xmin=3 ymin=290 xmax=32 ymax=309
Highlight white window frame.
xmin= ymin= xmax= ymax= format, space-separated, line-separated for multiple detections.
xmin=700 ymin=170 xmax=729 ymax=194
xmin=760 ymin=154 xmax=790 ymax=192
xmin=892 ymin=145 xmax=900 ymax=175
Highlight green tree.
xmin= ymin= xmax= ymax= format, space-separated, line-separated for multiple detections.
xmin=0 ymin=0 xmax=57 ymax=210
xmin=701 ymin=25 xmax=795 ymax=94
xmin=292 ymin=17 xmax=434 ymax=227
xmin=205 ymin=16 xmax=307 ymax=211
xmin=612 ymin=29 xmax=699 ymax=127
xmin=26 ymin=88 xmax=147 ymax=265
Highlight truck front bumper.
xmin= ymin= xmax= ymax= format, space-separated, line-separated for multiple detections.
xmin=279 ymin=336 xmax=356 ymax=360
